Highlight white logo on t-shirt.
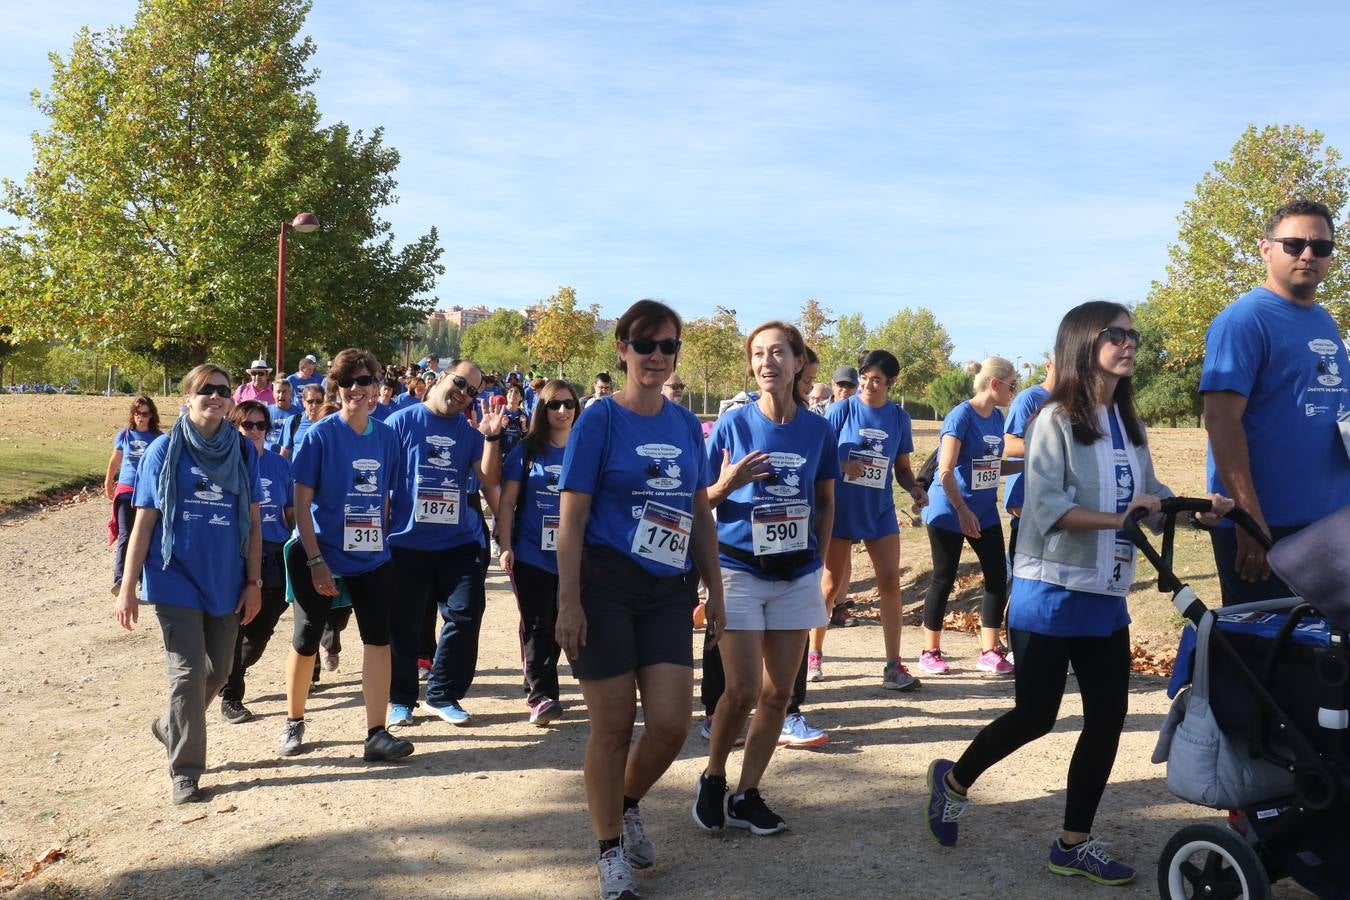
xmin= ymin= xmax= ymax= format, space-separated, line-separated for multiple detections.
xmin=1309 ymin=338 xmax=1343 ymax=387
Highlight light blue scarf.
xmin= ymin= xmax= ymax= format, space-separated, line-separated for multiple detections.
xmin=156 ymin=416 xmax=252 ymax=566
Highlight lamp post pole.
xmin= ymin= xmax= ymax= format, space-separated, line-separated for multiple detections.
xmin=275 ymin=212 xmax=320 ymax=376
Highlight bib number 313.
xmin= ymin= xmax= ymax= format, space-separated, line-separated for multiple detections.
xmin=344 ymin=511 xmax=384 ymax=552
xmin=631 ymin=500 xmax=692 ymax=569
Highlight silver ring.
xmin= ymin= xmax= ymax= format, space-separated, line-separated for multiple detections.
xmin=1245 ymin=553 xmax=1257 ymax=559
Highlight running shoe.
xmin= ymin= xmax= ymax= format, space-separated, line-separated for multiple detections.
xmin=171 ymin=776 xmax=203 ymax=805
xmin=697 ymin=714 xmax=745 ymax=746
xmin=530 ymin=698 xmax=563 ymax=726
xmin=363 ymin=727 xmax=414 ymax=762
xmin=621 ymin=805 xmax=654 ymax=868
xmin=778 ymin=713 xmax=829 ymax=748
xmin=322 ymin=650 xmax=340 ymax=672
xmin=882 ymin=659 xmax=921 ymax=691
xmin=726 ymin=788 xmax=787 ymax=835
xmin=976 ymin=647 xmax=1015 ymax=676
xmin=417 ymin=658 xmax=432 ymax=680
xmin=917 ymin=648 xmax=950 ymax=675
xmin=388 ymin=703 xmax=414 ymax=727
xmin=427 ymin=699 xmax=473 ymax=726
xmin=1047 ymin=837 xmax=1135 ymax=886
xmin=925 ymin=758 xmax=967 ymax=847
xmin=806 ymin=651 xmax=824 ymax=682
xmin=692 ymin=772 xmax=727 ymax=832
xmin=277 ymin=718 xmax=306 ymax=757
xmin=597 ymin=845 xmax=640 ymax=900
xmin=220 ymin=698 xmax=253 ymax=724
xmin=829 ymin=605 xmax=856 ymax=627
xmin=110 ymin=580 xmax=122 ymax=597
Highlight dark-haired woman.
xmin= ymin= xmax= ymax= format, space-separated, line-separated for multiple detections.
xmin=113 ymin=366 xmax=262 ymax=805
xmin=556 ymin=299 xmax=724 ymax=900
xmin=280 ymin=384 xmax=326 ymax=460
xmin=106 ymin=396 xmax=163 ymax=594
xmin=816 ymin=350 xmax=928 ymax=689
xmin=497 ymin=379 xmax=579 ymax=725
xmin=924 ymin=302 xmax=1231 ymax=886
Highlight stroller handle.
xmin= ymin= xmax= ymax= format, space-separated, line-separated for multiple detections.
xmin=1121 ymin=498 xmax=1272 ymax=596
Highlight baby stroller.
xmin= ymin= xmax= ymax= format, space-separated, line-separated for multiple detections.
xmin=1125 ymin=499 xmax=1350 ymax=900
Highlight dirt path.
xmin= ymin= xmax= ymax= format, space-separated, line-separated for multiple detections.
xmin=0 ymin=497 xmax=1311 ymax=898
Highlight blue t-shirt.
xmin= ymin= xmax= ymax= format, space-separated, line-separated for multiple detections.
xmin=287 ymin=371 xmax=324 ymax=396
xmin=114 ymin=428 xmax=160 ymax=487
xmin=370 ymin=401 xmax=397 ymax=423
xmin=256 ymin=449 xmax=294 ymax=545
xmin=503 ymin=442 xmax=565 ymax=574
xmin=290 ymin=415 xmax=402 ymax=576
xmin=1007 ymin=414 xmax=1133 ymax=637
xmin=133 ymin=435 xmax=263 ymax=616
xmin=706 ymin=403 xmax=841 ymax=580
xmin=924 ymin=401 xmax=1006 ymax=532
xmin=1200 ymin=287 xmax=1350 ymax=527
xmin=827 ymin=395 xmax=914 ymax=540
xmin=501 ymin=408 xmax=528 ymax=456
xmin=393 ymin=391 xmax=424 ymax=410
xmin=559 ymin=397 xmax=711 ymax=576
xmin=386 ymin=403 xmax=485 ymax=552
xmin=281 ymin=413 xmax=318 ymax=455
xmin=1003 ymin=384 xmax=1050 ymax=515
xmin=264 ymin=402 xmax=300 ymax=451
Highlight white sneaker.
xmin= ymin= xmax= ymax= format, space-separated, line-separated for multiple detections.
xmin=621 ymin=805 xmax=654 ymax=868
xmin=597 ymin=845 xmax=640 ymax=899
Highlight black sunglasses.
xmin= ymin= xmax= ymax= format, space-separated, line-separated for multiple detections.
xmin=196 ymin=384 xmax=231 ymax=398
xmin=1268 ymin=236 xmax=1335 ymax=258
xmin=545 ymin=398 xmax=578 ymax=411
xmin=1098 ymin=326 xmax=1141 ymax=347
xmin=623 ymin=337 xmax=681 ymax=356
xmin=450 ymin=374 xmax=480 ymax=398
xmin=239 ymin=420 xmax=268 ymax=432
xmin=303 ymin=397 xmax=324 ymax=405
xmin=336 ymin=374 xmax=377 ymax=388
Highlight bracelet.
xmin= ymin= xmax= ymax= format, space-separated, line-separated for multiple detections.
xmin=306 ymin=555 xmax=326 ymax=568
xmin=484 ymin=433 xmax=502 ymax=443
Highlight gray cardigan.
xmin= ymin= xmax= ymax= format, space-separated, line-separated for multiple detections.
xmin=1013 ymin=402 xmax=1172 ymax=594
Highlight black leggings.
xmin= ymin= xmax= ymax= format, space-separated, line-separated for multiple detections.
xmin=511 ymin=559 xmax=562 ymax=705
xmin=923 ymin=522 xmax=1007 ymax=631
xmin=952 ymin=627 xmax=1131 ymax=834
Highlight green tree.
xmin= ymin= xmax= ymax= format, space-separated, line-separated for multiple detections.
xmin=1148 ymin=124 xmax=1350 ymax=363
xmin=528 ymin=286 xmax=601 ymax=379
xmin=821 ymin=311 xmax=868 ymax=375
xmin=870 ymin=307 xmax=954 ymax=407
xmin=0 ymin=0 xmax=442 ymax=367
xmin=924 ymin=366 xmax=973 ymax=417
xmin=795 ymin=298 xmax=834 ymax=350
xmin=1132 ymin=302 xmax=1202 ymax=427
xmin=681 ymin=306 xmax=742 ymax=414
xmin=460 ymin=309 xmax=528 ymax=374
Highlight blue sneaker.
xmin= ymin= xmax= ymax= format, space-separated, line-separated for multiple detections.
xmin=778 ymin=713 xmax=829 ymax=747
xmin=388 ymin=703 xmax=414 ymax=727
xmin=1047 ymin=838 xmax=1135 ymax=886
xmin=427 ymin=700 xmax=473 ymax=726
xmin=925 ymin=759 xmax=967 ymax=847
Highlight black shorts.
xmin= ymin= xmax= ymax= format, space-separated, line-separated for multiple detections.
xmin=286 ymin=541 xmax=397 ymax=653
xmin=568 ymin=545 xmax=696 ymax=681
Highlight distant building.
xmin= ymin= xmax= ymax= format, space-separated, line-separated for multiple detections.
xmin=444 ymin=305 xmax=492 ymax=330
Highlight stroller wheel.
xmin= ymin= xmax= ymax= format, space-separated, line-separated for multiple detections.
xmin=1158 ymin=823 xmax=1271 ymax=899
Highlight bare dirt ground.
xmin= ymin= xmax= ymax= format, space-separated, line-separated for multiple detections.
xmin=0 ymin=494 xmax=1313 ymax=898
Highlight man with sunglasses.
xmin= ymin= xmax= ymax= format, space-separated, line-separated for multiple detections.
xmin=385 ymin=359 xmax=508 ymax=728
xmin=1201 ymin=199 xmax=1350 ymax=604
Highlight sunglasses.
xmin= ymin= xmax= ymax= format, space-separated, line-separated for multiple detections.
xmin=995 ymin=378 xmax=1018 ymax=391
xmin=545 ymin=398 xmax=578 ymax=411
xmin=1098 ymin=326 xmax=1141 ymax=347
xmin=196 ymin=384 xmax=231 ymax=398
xmin=239 ymin=420 xmax=268 ymax=432
xmin=450 ymin=374 xmax=479 ymax=398
xmin=133 ymin=409 xmax=151 ymax=417
xmin=336 ymin=374 xmax=377 ymax=388
xmin=1268 ymin=236 xmax=1335 ymax=258
xmin=666 ymin=383 xmax=686 ymax=390
xmin=303 ymin=397 xmax=324 ymax=405
xmin=623 ymin=337 xmax=682 ymax=356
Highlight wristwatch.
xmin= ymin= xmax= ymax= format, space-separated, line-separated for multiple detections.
xmin=250 ymin=578 xmax=263 ymax=589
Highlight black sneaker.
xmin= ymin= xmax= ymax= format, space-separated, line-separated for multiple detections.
xmin=220 ymin=698 xmax=253 ymax=724
xmin=727 ymin=788 xmax=787 ymax=835
xmin=363 ymin=727 xmax=414 ymax=762
xmin=692 ymin=772 xmax=727 ymax=831
xmin=171 ymin=777 xmax=203 ymax=805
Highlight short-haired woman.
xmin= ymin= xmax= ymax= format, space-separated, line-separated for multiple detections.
xmin=106 ymin=396 xmax=162 ymax=595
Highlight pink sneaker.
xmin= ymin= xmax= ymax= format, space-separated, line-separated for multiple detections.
xmin=918 ymin=648 xmax=950 ymax=675
xmin=976 ymin=647 xmax=1015 ymax=676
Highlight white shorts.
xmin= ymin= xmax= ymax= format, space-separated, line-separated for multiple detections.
xmin=722 ymin=567 xmax=828 ymax=631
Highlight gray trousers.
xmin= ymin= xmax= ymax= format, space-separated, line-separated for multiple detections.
xmin=154 ymin=603 xmax=239 ymax=781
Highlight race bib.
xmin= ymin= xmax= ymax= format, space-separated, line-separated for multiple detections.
xmin=344 ymin=509 xmax=384 ymax=552
xmin=630 ymin=500 xmax=692 ymax=569
xmin=1105 ymin=538 xmax=1135 ymax=596
xmin=414 ymin=488 xmax=460 ymax=525
xmin=540 ymin=515 xmax=559 ymax=552
xmin=844 ymin=450 xmax=887 ymax=490
xmin=751 ymin=502 xmax=809 ymax=556
xmin=971 ymin=456 xmax=1001 ymax=491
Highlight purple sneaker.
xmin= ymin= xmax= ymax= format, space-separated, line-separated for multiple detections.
xmin=1047 ymin=837 xmax=1135 ymax=885
xmin=925 ymin=759 xmax=967 ymax=847
xmin=529 ymin=698 xmax=562 ymax=726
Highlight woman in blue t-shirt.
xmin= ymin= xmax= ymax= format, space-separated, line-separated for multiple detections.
xmin=555 ymin=300 xmax=724 ymax=899
xmin=919 ymin=357 xmax=1022 ymax=677
xmin=817 ymin=350 xmax=929 ymax=691
xmin=113 ymin=365 xmax=263 ymax=806
xmin=496 ymin=379 xmax=578 ymax=726
xmin=279 ymin=384 xmax=326 ymax=459
xmin=924 ymin=302 xmax=1231 ymax=885
xmin=105 ymin=396 xmax=162 ymax=594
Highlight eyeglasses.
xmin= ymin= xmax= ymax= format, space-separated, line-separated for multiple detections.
xmin=196 ymin=384 xmax=231 ymax=398
xmin=1098 ymin=326 xmax=1141 ymax=347
xmin=336 ymin=374 xmax=377 ymax=388
xmin=239 ymin=420 xmax=268 ymax=432
xmin=623 ymin=337 xmax=682 ymax=356
xmin=133 ymin=410 xmax=151 ymax=417
xmin=995 ymin=378 xmax=1018 ymax=391
xmin=450 ymin=374 xmax=480 ymax=398
xmin=545 ymin=398 xmax=578 ymax=411
xmin=1268 ymin=236 xmax=1335 ymax=258
xmin=303 ymin=397 xmax=324 ymax=406
xmin=666 ymin=383 xmax=686 ymax=391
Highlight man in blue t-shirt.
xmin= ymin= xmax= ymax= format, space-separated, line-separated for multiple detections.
xmin=1201 ymin=199 xmax=1350 ymax=604
xmin=287 ymin=354 xmax=324 ymax=396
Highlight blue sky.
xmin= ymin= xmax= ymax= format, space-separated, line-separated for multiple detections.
xmin=5 ymin=1 xmax=1350 ymax=367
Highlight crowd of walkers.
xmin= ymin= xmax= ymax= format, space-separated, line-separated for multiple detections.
xmin=105 ymin=201 xmax=1350 ymax=900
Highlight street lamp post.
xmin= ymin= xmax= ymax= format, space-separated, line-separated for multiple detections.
xmin=275 ymin=212 xmax=320 ymax=376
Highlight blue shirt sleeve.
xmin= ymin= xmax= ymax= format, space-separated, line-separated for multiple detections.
xmin=1200 ymin=303 xmax=1264 ymax=397
xmin=558 ymin=402 xmax=607 ymax=495
xmin=503 ymin=443 xmax=526 ymax=484
xmin=133 ymin=435 xmax=169 ymax=508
